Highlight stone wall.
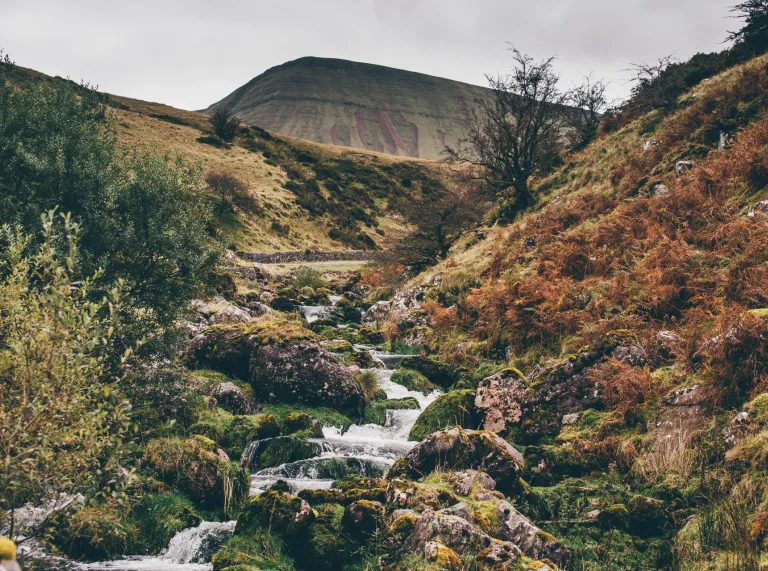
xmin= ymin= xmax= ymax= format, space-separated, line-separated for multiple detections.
xmin=238 ymin=250 xmax=383 ymax=264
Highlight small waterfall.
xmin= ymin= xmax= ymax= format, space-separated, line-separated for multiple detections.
xmin=298 ymin=305 xmax=333 ymax=323
xmin=78 ymin=521 xmax=235 ymax=570
xmin=368 ymin=350 xmax=412 ymax=369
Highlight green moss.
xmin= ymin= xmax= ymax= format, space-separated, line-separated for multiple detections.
xmin=281 ymin=412 xmax=323 ymax=438
xmin=132 ymin=493 xmax=202 ymax=554
xmin=400 ymin=356 xmax=457 ymax=389
xmin=212 ymin=535 xmax=294 ymax=571
xmin=261 ymin=403 xmax=354 ymax=430
xmin=301 ymin=504 xmax=360 ymax=570
xmin=243 ymin=314 xmax=317 ymax=346
xmin=408 ymin=390 xmax=481 ymax=441
xmin=218 ymin=413 xmax=280 ymax=458
xmin=364 ymin=397 xmax=420 ymax=425
xmin=48 ymin=502 xmax=137 ymax=561
xmin=251 ymin=437 xmax=320 ymax=469
xmin=236 ymin=490 xmax=315 ymax=538
xmin=391 ymin=368 xmax=439 ymax=395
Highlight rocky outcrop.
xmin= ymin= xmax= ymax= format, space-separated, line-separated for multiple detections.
xmin=389 ymin=427 xmax=525 ymax=496
xmin=404 ymin=510 xmax=494 ymax=555
xmin=213 ymin=382 xmax=257 ymax=415
xmin=251 ymin=340 xmax=364 ymax=414
xmin=496 ymin=501 xmax=566 ymax=566
xmin=475 ymin=369 xmax=529 ymax=433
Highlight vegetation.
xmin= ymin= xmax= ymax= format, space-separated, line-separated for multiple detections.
xmin=210 ymin=108 xmax=240 ymax=141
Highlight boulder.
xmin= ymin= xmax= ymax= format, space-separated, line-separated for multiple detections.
xmin=675 ymin=160 xmax=694 ymax=177
xmin=437 ymin=502 xmax=472 ymax=522
xmin=208 ymin=303 xmax=252 ymax=325
xmin=389 ymin=427 xmax=525 ymax=496
xmin=496 ymin=501 xmax=566 ymax=566
xmin=341 ymin=500 xmax=385 ymax=539
xmin=448 ymin=471 xmax=496 ymax=497
xmin=187 ymin=324 xmax=258 ymax=380
xmin=424 ymin=540 xmax=462 ymax=569
xmin=409 ymin=390 xmax=481 ymax=441
xmin=214 ymin=382 xmax=257 ymax=415
xmin=361 ymin=300 xmax=392 ymax=326
xmin=282 ymin=412 xmax=324 ymax=438
xmin=474 ymin=541 xmax=524 ymax=570
xmin=404 ymin=510 xmax=493 ymax=556
xmin=385 ymin=478 xmax=462 ymax=511
xmin=747 ymin=199 xmax=768 ymax=217
xmin=236 ymin=490 xmax=315 ymax=537
xmin=251 ymin=341 xmax=364 ymax=414
xmin=628 ymin=495 xmax=668 ymax=537
xmin=401 ymin=356 xmax=457 ymax=389
xmin=475 ymin=369 xmax=528 ymax=433
xmin=653 ymin=384 xmax=708 ymax=451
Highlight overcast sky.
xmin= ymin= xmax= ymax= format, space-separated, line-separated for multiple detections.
xmin=1 ymin=0 xmax=735 ymax=110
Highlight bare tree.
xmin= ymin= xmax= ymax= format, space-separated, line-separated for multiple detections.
xmin=567 ymin=75 xmax=609 ymax=151
xmin=391 ymin=188 xmax=485 ymax=271
xmin=446 ymin=47 xmax=568 ymax=219
xmin=210 ymin=108 xmax=241 ymax=141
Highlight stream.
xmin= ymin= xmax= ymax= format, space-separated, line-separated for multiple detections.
xmin=41 ymin=302 xmax=437 ymax=571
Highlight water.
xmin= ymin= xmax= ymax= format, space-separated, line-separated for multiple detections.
xmin=79 ymin=521 xmax=236 ymax=571
xmin=354 ymin=346 xmax=413 ymax=369
xmin=247 ymin=368 xmax=441 ymax=495
xmin=298 ymin=305 xmax=333 ymax=323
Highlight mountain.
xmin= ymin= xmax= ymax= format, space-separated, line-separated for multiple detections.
xmin=205 ymin=57 xmax=493 ymax=160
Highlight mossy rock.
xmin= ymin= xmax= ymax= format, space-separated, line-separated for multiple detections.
xmin=47 ymin=502 xmax=137 ymax=561
xmin=236 ymin=490 xmax=315 ymax=537
xmin=301 ymin=504 xmax=360 ymax=570
xmin=523 ymin=442 xmax=612 ymax=485
xmin=321 ymin=339 xmax=354 ymax=354
xmin=389 ymin=512 xmax=419 ymax=540
xmin=391 ymin=368 xmax=439 ymax=395
xmin=628 ymin=495 xmax=668 ymax=537
xmin=408 ymin=390 xmax=481 ymax=441
xmin=281 ymin=412 xmax=324 ymax=438
xmin=401 ymin=356 xmax=457 ymax=389
xmin=221 ymin=413 xmax=281 ymax=458
xmin=248 ymin=436 xmax=321 ymax=469
xmin=364 ymin=397 xmax=420 ymax=425
xmin=143 ymin=436 xmax=249 ymax=515
xmin=358 ymin=327 xmax=386 ymax=344
xmin=598 ymin=503 xmax=629 ymax=531
xmin=244 ymin=315 xmax=317 ymax=347
xmin=132 ymin=493 xmax=202 ymax=554
xmin=341 ymin=500 xmax=385 ymax=539
xmin=332 ymin=475 xmax=388 ymax=492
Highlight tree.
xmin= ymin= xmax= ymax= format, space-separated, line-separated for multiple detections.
xmin=210 ymin=108 xmax=240 ymax=141
xmin=624 ymin=55 xmax=684 ymax=114
xmin=728 ymin=0 xmax=768 ymax=55
xmin=0 ymin=214 xmax=131 ymax=538
xmin=391 ymin=189 xmax=484 ymax=271
xmin=446 ymin=47 xmax=568 ymax=219
xmin=567 ymin=75 xmax=609 ymax=151
xmin=205 ymin=170 xmax=249 ymax=215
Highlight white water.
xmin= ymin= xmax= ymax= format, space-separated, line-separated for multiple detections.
xmin=298 ymin=305 xmax=333 ymax=323
xmin=80 ymin=521 xmax=236 ymax=571
xmin=248 ymin=368 xmax=441 ymax=495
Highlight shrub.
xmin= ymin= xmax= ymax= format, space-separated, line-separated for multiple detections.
xmin=354 ymin=369 xmax=380 ymax=403
xmin=210 ymin=108 xmax=240 ymax=141
xmin=293 ymin=266 xmax=326 ymax=290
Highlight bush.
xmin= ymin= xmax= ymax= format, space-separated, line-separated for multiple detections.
xmin=210 ymin=108 xmax=240 ymax=142
xmin=354 ymin=369 xmax=380 ymax=403
xmin=293 ymin=266 xmax=326 ymax=290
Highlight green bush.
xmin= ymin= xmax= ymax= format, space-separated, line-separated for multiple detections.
xmin=293 ymin=266 xmax=326 ymax=290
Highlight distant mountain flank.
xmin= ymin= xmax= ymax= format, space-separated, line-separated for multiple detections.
xmin=205 ymin=57 xmax=493 ymax=160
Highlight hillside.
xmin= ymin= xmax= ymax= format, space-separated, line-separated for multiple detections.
xmin=205 ymin=56 xmax=493 ymax=160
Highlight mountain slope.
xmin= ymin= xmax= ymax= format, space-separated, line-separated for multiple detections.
xmin=205 ymin=57 xmax=493 ymax=160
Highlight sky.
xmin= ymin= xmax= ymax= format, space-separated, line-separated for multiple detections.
xmin=1 ymin=0 xmax=736 ymax=111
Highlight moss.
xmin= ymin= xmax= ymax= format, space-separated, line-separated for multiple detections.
xmin=218 ymin=413 xmax=281 ymax=458
xmin=408 ymin=390 xmax=481 ymax=441
xmin=321 ymin=339 xmax=354 ymax=353
xmin=237 ymin=490 xmax=315 ymax=538
xmin=190 ymin=408 xmax=235 ymax=443
xmin=261 ymin=403 xmax=354 ymax=430
xmin=250 ymin=437 xmax=320 ymax=469
xmin=48 ymin=502 xmax=137 ymax=561
xmin=598 ymin=503 xmax=629 ymax=531
xmin=341 ymin=500 xmax=385 ymax=539
xmin=281 ymin=412 xmax=323 ymax=438
xmin=627 ymin=495 xmax=669 ymax=537
xmin=391 ymin=368 xmax=440 ymax=395
xmin=244 ymin=314 xmax=317 ymax=346
xmin=364 ymin=397 xmax=420 ymax=425
xmin=211 ymin=535 xmax=294 ymax=571
xmin=143 ymin=436 xmax=249 ymax=515
xmin=389 ymin=513 xmax=419 ymax=539
xmin=401 ymin=356 xmax=457 ymax=389
xmin=132 ymin=493 xmax=202 ymax=554
xmin=556 ymin=409 xmax=611 ymax=443
xmin=746 ymin=393 xmax=768 ymax=423
xmin=302 ymin=504 xmax=360 ymax=570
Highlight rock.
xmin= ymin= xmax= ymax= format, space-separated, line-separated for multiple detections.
xmin=391 ymin=368 xmax=440 ymax=395
xmin=251 ymin=341 xmax=364 ymax=414
xmin=628 ymin=495 xmax=668 ymax=537
xmin=409 ymin=390 xmax=481 ymax=441
xmin=718 ymin=131 xmax=730 ymax=151
xmin=389 ymin=511 xmax=421 ymax=540
xmin=643 ymin=140 xmax=659 ymax=152
xmin=390 ymin=427 xmax=525 ymax=496
xmin=243 ymin=436 xmax=321 ymax=470
xmin=448 ymin=471 xmax=496 ymax=497
xmin=496 ymin=501 xmax=566 ymax=566
xmin=675 ymin=160 xmax=694 ymax=177
xmin=475 ymin=541 xmax=523 ymax=570
xmin=597 ymin=503 xmax=629 ymax=530
xmin=187 ymin=325 xmax=257 ymax=380
xmin=723 ymin=411 xmax=751 ymax=448
xmin=561 ymin=413 xmax=580 ymax=426
xmin=404 ymin=510 xmax=493 ymax=556
xmin=208 ymin=303 xmax=252 ymax=325
xmin=654 ymin=385 xmax=708 ymax=451
xmin=747 ymin=200 xmax=768 ymax=217
xmin=475 ymin=369 xmax=528 ymax=433
xmin=303 ymin=504 xmax=359 ymax=570
xmin=236 ymin=490 xmax=315 ymax=537
xmin=437 ymin=502 xmax=473 ymax=522
xmin=361 ymin=300 xmax=392 ymax=326
xmin=213 ymin=382 xmax=257 ymax=415
xmin=424 ymin=540 xmax=462 ymax=569
xmin=341 ymin=500 xmax=385 ymax=539
xmin=401 ymin=356 xmax=457 ymax=389
xmin=282 ymin=412 xmax=324 ymax=438
xmin=385 ymin=478 xmax=462 ymax=511
xmin=656 ymin=330 xmax=681 ymax=361
xmin=653 ymin=183 xmax=670 ymax=198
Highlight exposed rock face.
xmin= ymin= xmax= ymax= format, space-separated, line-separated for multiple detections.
xmin=251 ymin=340 xmax=364 ymax=414
xmin=653 ymin=384 xmax=708 ymax=451
xmin=448 ymin=471 xmax=496 ymax=497
xmin=389 ymin=427 xmax=525 ymax=495
xmin=404 ymin=510 xmax=494 ymax=555
xmin=214 ymin=382 xmax=257 ymax=415
xmin=475 ymin=369 xmax=529 ymax=433
xmin=205 ymin=57 xmax=494 ymax=160
xmin=496 ymin=501 xmax=566 ymax=566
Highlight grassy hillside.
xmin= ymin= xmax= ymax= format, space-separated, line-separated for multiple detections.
xmin=384 ymin=52 xmax=768 ymax=569
xmin=9 ymin=65 xmax=451 ymax=253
